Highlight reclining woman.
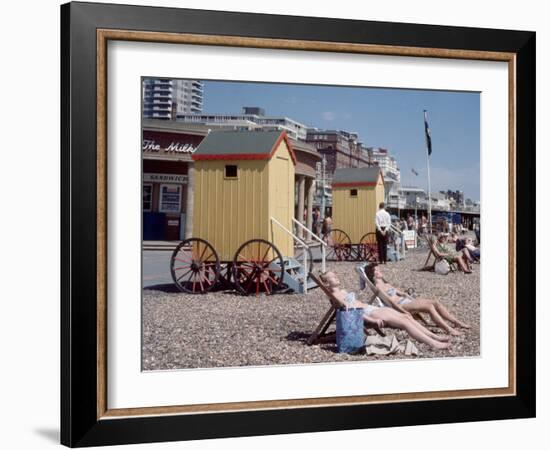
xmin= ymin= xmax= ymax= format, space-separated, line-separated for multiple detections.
xmin=364 ymin=263 xmax=470 ymax=336
xmin=453 ymin=234 xmax=480 ymax=262
xmin=319 ymin=271 xmax=451 ymax=350
xmin=463 ymin=237 xmax=480 ymax=261
xmin=436 ymin=233 xmax=473 ymax=273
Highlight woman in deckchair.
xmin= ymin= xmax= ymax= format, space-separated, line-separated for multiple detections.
xmin=364 ymin=263 xmax=470 ymax=336
xmin=436 ymin=233 xmax=473 ymax=273
xmin=320 ymin=272 xmax=451 ymax=350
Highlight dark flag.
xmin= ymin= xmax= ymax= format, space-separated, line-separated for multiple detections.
xmin=411 ymin=168 xmax=419 ymax=176
xmin=424 ymin=110 xmax=432 ymax=156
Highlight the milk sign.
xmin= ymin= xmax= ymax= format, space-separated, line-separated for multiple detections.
xmin=142 ymin=139 xmax=196 ymax=153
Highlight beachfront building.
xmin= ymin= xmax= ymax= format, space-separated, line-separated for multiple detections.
xmin=430 ymin=192 xmax=452 ymax=211
xmin=443 ymin=189 xmax=465 ymax=208
xmin=142 ymin=78 xmax=204 ymax=120
xmin=366 ymin=147 xmax=402 ymax=203
xmin=176 ymin=107 xmax=309 ymax=141
xmin=387 ymin=187 xmax=407 ymax=210
xmin=306 ymin=129 xmax=370 ymax=181
xmin=400 ymin=186 xmax=428 ymax=208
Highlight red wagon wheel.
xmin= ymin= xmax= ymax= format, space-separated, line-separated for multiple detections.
xmin=359 ymin=232 xmax=378 ymax=262
xmin=232 ymin=239 xmax=284 ymax=296
xmin=170 ymin=238 xmax=220 ymax=294
xmin=324 ymin=229 xmax=352 ymax=261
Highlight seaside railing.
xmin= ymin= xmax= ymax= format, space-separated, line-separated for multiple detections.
xmin=270 ymin=217 xmax=310 ymax=294
xmin=292 ymin=218 xmax=327 ymax=274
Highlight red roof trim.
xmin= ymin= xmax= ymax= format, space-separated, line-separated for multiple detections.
xmin=332 ymin=182 xmax=378 ymax=188
xmin=269 ymin=131 xmax=297 ymax=165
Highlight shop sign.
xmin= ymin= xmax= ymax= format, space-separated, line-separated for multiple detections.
xmin=144 ymin=173 xmax=188 ymax=184
xmin=403 ymin=230 xmax=417 ymax=248
xmin=142 ymin=139 xmax=196 ymax=153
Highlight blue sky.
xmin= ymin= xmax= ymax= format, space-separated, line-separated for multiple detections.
xmin=202 ymin=80 xmax=480 ymax=200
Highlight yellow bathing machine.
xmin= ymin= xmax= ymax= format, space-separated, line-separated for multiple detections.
xmin=170 ymin=130 xmax=313 ymax=295
xmin=325 ymin=167 xmax=385 ymax=261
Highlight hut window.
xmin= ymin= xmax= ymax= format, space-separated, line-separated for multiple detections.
xmin=350 ymin=189 xmax=358 ymax=197
xmin=225 ymin=165 xmax=238 ymax=178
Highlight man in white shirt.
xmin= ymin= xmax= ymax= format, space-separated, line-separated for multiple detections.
xmin=375 ymin=202 xmax=391 ymax=263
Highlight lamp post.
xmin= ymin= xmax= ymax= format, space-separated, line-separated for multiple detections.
xmin=415 ymin=196 xmax=418 ymax=227
xmin=320 ymin=156 xmax=327 ymax=220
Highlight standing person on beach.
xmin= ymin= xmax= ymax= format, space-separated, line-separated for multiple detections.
xmin=375 ymin=202 xmax=391 ymax=264
xmin=312 ymin=207 xmax=320 ymax=236
xmin=407 ymin=214 xmax=414 ymax=231
xmin=421 ymin=214 xmax=428 ymax=235
xmin=321 ymin=215 xmax=333 ymax=241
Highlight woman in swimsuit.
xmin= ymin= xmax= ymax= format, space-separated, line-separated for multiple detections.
xmin=320 ymin=272 xmax=451 ymax=350
xmin=365 ymin=264 xmax=470 ymax=336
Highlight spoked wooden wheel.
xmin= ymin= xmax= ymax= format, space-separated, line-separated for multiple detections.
xmin=170 ymin=238 xmax=221 ymax=294
xmin=232 ymin=239 xmax=284 ymax=296
xmin=324 ymin=229 xmax=352 ymax=261
xmin=359 ymin=232 xmax=378 ymax=262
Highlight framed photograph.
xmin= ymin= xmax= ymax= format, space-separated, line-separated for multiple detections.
xmin=61 ymin=1 xmax=535 ymax=447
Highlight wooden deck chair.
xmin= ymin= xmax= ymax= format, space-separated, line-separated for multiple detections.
xmin=420 ymin=235 xmax=457 ymax=272
xmin=307 ymin=273 xmax=385 ymax=346
xmin=355 ymin=265 xmax=429 ymax=326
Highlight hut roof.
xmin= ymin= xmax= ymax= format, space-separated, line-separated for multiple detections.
xmin=332 ymin=167 xmax=383 ymax=187
xmin=192 ymin=130 xmax=296 ymax=164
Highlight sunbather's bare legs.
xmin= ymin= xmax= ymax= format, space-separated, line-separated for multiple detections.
xmin=404 ymin=316 xmax=450 ymax=342
xmin=370 ymin=308 xmax=450 ymax=350
xmin=462 ymin=247 xmax=474 ymax=262
xmin=401 ymin=299 xmax=465 ymax=336
xmin=429 ymin=299 xmax=470 ymax=329
xmin=455 ymin=254 xmax=471 ymax=273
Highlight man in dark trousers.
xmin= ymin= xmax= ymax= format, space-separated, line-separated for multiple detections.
xmin=375 ymin=202 xmax=391 ymax=264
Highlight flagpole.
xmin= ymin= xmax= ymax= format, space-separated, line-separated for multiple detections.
xmin=424 ymin=110 xmax=432 ymax=233
xmin=426 ymin=147 xmax=432 ymax=233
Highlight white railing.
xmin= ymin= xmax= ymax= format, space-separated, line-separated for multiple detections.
xmin=270 ymin=217 xmax=310 ymax=294
xmin=292 ymin=218 xmax=327 ymax=273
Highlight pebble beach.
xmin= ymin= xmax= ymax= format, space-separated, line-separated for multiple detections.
xmin=142 ymin=242 xmax=480 ymax=371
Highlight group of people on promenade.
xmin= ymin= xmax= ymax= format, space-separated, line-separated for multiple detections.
xmin=375 ymin=202 xmax=480 ymax=269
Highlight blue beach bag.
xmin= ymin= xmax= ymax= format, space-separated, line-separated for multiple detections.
xmin=336 ymin=307 xmax=365 ymax=354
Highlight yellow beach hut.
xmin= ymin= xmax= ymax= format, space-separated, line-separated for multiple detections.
xmin=169 ymin=130 xmax=297 ymax=295
xmin=328 ymin=167 xmax=385 ymax=260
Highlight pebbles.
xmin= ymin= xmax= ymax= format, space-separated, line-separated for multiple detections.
xmin=142 ymin=242 xmax=480 ymax=370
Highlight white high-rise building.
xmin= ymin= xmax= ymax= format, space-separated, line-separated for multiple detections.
xmin=367 ymin=147 xmax=403 ymax=206
xmin=366 ymin=147 xmax=401 ymax=183
xmin=177 ymin=107 xmax=309 ymax=141
xmin=142 ymin=78 xmax=204 ymax=120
